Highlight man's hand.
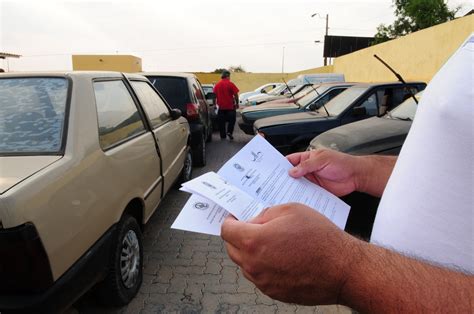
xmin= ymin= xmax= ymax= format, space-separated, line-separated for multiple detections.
xmin=221 ymin=203 xmax=361 ymax=305
xmin=287 ymin=149 xmax=362 ymax=197
xmin=287 ymin=149 xmax=397 ymax=197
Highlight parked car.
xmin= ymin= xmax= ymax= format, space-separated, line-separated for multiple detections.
xmin=144 ymin=72 xmax=213 ymax=166
xmin=250 ymin=84 xmax=315 ymax=106
xmin=202 ymin=83 xmax=218 ymax=130
xmin=0 ymin=72 xmax=192 ymax=312
xmin=294 ymin=73 xmax=345 ymax=84
xmin=238 ymin=82 xmax=354 ymax=134
xmin=244 ymin=79 xmax=299 ymax=105
xmin=308 ymin=92 xmax=423 ymax=155
xmin=254 ymin=82 xmax=426 ymax=155
xmin=239 ymin=83 xmax=283 ymax=105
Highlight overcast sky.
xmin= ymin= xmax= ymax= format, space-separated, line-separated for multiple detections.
xmin=0 ymin=0 xmax=472 ymax=73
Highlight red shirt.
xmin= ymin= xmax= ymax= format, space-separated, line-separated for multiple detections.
xmin=213 ymin=78 xmax=239 ymax=110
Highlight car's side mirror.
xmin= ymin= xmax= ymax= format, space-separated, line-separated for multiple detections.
xmin=170 ymin=108 xmax=182 ymax=120
xmin=352 ymin=106 xmax=367 ymax=116
xmin=261 ymin=90 xmax=267 ymax=94
xmin=205 ymin=92 xmax=216 ymax=100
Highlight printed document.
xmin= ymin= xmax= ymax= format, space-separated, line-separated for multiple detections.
xmin=172 ymin=135 xmax=350 ymax=236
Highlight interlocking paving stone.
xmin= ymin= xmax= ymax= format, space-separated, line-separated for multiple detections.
xmin=72 ymin=127 xmax=352 ymax=313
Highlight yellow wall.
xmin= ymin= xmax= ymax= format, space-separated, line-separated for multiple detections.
xmin=333 ymin=15 xmax=474 ymax=83
xmin=197 ymin=16 xmax=472 ymax=90
xmin=72 ymin=55 xmax=142 ymax=72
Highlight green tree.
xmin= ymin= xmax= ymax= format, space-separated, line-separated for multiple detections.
xmin=229 ymin=65 xmax=246 ymax=73
xmin=374 ymin=0 xmax=459 ymax=44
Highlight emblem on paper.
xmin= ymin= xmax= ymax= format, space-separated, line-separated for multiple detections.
xmin=233 ymin=163 xmax=245 ymax=172
xmin=194 ymin=202 xmax=209 ymax=210
xmin=251 ymin=151 xmax=263 ymax=162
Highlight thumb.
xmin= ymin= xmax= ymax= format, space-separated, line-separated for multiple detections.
xmin=289 ymin=156 xmax=327 ymax=178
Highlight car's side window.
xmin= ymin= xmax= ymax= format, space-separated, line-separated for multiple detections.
xmin=262 ymin=85 xmax=275 ymax=93
xmin=94 ymin=80 xmax=146 ymax=150
xmin=193 ymin=82 xmax=205 ymax=103
xmin=359 ymin=92 xmax=378 ymax=116
xmin=393 ymin=86 xmax=418 ymax=105
xmin=131 ymin=81 xmax=170 ymax=128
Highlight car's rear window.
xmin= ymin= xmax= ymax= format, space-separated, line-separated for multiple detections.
xmin=146 ymin=76 xmax=190 ymax=109
xmin=0 ymin=77 xmax=68 ymax=154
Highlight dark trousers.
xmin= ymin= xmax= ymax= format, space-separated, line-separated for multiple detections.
xmin=217 ymin=109 xmax=236 ymax=138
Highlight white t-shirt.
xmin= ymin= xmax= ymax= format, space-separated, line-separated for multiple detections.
xmin=371 ymin=34 xmax=473 ymax=273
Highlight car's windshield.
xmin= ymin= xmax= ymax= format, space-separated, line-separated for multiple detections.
xmin=325 ymin=86 xmax=370 ymax=116
xmin=387 ymin=91 xmax=423 ymax=121
xmin=292 ymin=85 xmax=314 ymax=99
xmin=202 ymin=86 xmax=213 ymax=95
xmin=288 ymin=84 xmax=302 ymax=94
xmin=147 ymin=76 xmax=190 ymax=108
xmin=0 ymin=77 xmax=68 ymax=154
xmin=297 ymin=85 xmax=331 ymax=107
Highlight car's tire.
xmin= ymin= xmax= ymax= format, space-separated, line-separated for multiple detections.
xmin=179 ymin=148 xmax=193 ymax=183
xmin=193 ymin=132 xmax=206 ymax=167
xmin=206 ymin=126 xmax=213 ymax=143
xmin=95 ymin=215 xmax=143 ymax=306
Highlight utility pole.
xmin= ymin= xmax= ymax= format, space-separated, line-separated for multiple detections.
xmin=281 ymin=46 xmax=285 ymax=73
xmin=324 ymin=14 xmax=329 ymax=66
xmin=311 ymin=13 xmax=329 ymax=66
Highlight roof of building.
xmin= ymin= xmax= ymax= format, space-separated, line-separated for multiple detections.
xmin=0 ymin=52 xmax=21 ymax=59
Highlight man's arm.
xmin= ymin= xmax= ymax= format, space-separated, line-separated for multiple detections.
xmin=287 ymin=149 xmax=397 ymax=197
xmin=343 ymin=240 xmax=474 ymax=313
xmin=234 ymin=93 xmax=239 ymax=108
xmin=222 ymin=204 xmax=474 ymax=312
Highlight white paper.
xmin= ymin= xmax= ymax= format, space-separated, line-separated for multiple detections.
xmin=182 ymin=172 xmax=266 ymax=221
xmin=171 ymin=194 xmax=229 ymax=236
xmin=172 ymin=135 xmax=350 ymax=235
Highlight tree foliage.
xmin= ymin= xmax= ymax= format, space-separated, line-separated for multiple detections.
xmin=212 ymin=65 xmax=246 ymax=73
xmin=374 ymin=0 xmax=459 ymax=44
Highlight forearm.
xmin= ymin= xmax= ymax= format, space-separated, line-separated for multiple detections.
xmin=340 ymin=240 xmax=474 ymax=313
xmin=355 ymin=155 xmax=397 ymax=197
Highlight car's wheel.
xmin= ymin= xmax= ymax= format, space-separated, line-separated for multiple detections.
xmin=180 ymin=148 xmax=193 ymax=183
xmin=96 ymin=215 xmax=143 ymax=306
xmin=206 ymin=126 xmax=213 ymax=143
xmin=193 ymin=132 xmax=206 ymax=167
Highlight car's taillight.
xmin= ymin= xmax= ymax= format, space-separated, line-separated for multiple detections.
xmin=0 ymin=223 xmax=54 ymax=294
xmin=186 ymin=103 xmax=200 ymax=121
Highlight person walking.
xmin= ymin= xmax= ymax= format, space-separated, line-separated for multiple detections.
xmin=213 ymin=70 xmax=239 ymax=140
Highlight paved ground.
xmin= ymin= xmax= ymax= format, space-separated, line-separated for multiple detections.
xmin=73 ymin=127 xmax=353 ymax=314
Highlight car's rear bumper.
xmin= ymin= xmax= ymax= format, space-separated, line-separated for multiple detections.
xmin=0 ymin=225 xmax=115 ymax=313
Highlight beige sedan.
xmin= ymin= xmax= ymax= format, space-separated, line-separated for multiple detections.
xmin=0 ymin=72 xmax=191 ymax=312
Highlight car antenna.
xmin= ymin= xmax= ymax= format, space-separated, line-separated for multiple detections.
xmin=282 ymin=78 xmax=296 ymax=100
xmin=303 ymin=78 xmax=330 ymax=116
xmin=373 ymin=54 xmax=418 ymax=104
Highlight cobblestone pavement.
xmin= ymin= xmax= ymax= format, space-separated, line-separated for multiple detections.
xmin=73 ymin=127 xmax=352 ymax=314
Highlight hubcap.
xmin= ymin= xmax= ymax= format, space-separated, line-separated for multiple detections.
xmin=120 ymin=230 xmax=140 ymax=289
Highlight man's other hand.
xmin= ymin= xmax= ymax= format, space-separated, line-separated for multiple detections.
xmin=287 ymin=149 xmax=363 ymax=197
xmin=221 ymin=203 xmax=361 ymax=305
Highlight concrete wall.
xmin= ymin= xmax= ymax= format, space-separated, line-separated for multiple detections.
xmin=333 ymin=15 xmax=474 ymax=83
xmin=72 ymin=55 xmax=142 ymax=72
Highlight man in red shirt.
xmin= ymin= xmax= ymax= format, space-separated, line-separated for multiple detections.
xmin=213 ymin=70 xmax=239 ymax=140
